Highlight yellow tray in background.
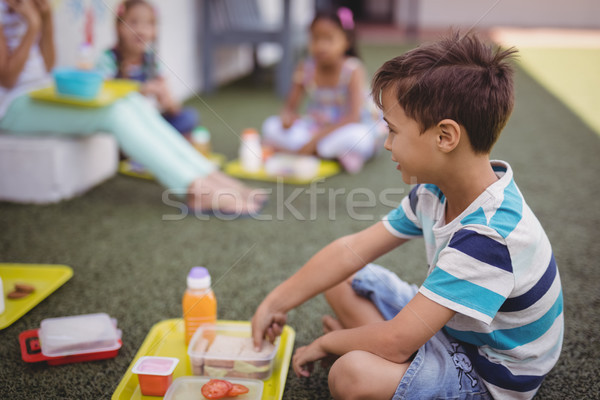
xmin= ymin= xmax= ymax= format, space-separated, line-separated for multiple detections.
xmin=224 ymin=159 xmax=341 ymax=185
xmin=119 ymin=153 xmax=227 ymax=181
xmin=29 ymin=79 xmax=139 ymax=107
xmin=111 ymin=319 xmax=295 ymax=400
xmin=0 ymin=263 xmax=73 ymax=330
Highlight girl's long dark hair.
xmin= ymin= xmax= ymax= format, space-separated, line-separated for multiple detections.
xmin=310 ymin=8 xmax=360 ymax=59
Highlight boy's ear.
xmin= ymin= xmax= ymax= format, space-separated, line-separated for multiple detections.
xmin=435 ymin=119 xmax=461 ymax=153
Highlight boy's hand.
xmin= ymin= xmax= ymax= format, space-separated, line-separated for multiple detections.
xmin=292 ymin=338 xmax=328 ymax=378
xmin=251 ymin=302 xmax=287 ymax=351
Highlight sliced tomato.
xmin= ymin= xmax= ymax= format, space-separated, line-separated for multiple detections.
xmin=228 ymin=383 xmax=250 ymax=396
xmin=201 ymin=379 xmax=233 ymax=399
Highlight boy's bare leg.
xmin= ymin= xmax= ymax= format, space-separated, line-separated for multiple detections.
xmin=323 ymin=275 xmax=385 ymax=331
xmin=329 ymin=350 xmax=408 ymax=400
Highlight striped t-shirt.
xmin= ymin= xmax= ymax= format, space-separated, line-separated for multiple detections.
xmin=383 ymin=160 xmax=563 ymax=400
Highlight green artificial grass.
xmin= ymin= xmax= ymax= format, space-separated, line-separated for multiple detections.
xmin=0 ymin=43 xmax=599 ymax=399
xmin=517 ymin=47 xmax=600 ymax=136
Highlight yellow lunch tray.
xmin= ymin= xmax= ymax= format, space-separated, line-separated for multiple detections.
xmin=0 ymin=263 xmax=73 ymax=330
xmin=224 ymin=159 xmax=341 ymax=185
xmin=112 ymin=319 xmax=295 ymax=400
xmin=29 ymin=79 xmax=139 ymax=107
xmin=119 ymin=153 xmax=227 ymax=181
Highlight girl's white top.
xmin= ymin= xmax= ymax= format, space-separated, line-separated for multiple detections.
xmin=0 ymin=3 xmax=51 ymax=119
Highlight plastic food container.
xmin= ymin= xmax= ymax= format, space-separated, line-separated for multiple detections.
xmin=164 ymin=376 xmax=263 ymax=400
xmin=264 ymin=154 xmax=319 ymax=180
xmin=53 ymin=67 xmax=103 ymax=99
xmin=132 ymin=356 xmax=179 ymax=396
xmin=38 ymin=313 xmax=121 ymax=357
xmin=188 ymin=322 xmax=279 ymax=380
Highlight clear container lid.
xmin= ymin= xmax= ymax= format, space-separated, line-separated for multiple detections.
xmin=164 ymin=376 xmax=264 ymax=400
xmin=188 ymin=322 xmax=278 ymax=364
xmin=132 ymin=356 xmax=179 ymax=376
xmin=39 ymin=313 xmax=121 ymax=357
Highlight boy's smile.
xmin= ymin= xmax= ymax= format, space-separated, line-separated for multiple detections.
xmin=381 ymin=88 xmax=437 ymax=185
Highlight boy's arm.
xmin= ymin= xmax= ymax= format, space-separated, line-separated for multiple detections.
xmin=252 ymin=221 xmax=408 ymax=348
xmin=293 ymin=293 xmax=456 ymax=377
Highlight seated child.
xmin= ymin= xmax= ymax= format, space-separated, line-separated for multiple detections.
xmin=96 ymin=0 xmax=198 ymax=137
xmin=262 ymin=8 xmax=384 ymax=174
xmin=251 ymin=32 xmax=563 ymax=399
xmin=0 ymin=0 xmax=263 ymax=216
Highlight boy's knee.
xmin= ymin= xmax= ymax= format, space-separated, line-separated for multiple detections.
xmin=328 ymin=351 xmax=371 ymax=400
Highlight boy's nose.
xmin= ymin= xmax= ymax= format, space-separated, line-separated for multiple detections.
xmin=383 ymin=134 xmax=392 ymax=151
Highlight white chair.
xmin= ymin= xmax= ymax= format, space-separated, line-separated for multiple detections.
xmin=0 ymin=133 xmax=118 ymax=204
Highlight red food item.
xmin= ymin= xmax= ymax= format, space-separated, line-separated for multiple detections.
xmin=228 ymin=384 xmax=250 ymax=396
xmin=201 ymin=379 xmax=233 ymax=399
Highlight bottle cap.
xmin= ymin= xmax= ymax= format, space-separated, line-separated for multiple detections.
xmin=242 ymin=128 xmax=259 ymax=137
xmin=192 ymin=126 xmax=210 ymax=143
xmin=187 ymin=266 xmax=211 ymax=289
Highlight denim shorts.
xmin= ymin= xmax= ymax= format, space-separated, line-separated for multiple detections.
xmin=352 ymin=264 xmax=493 ymax=400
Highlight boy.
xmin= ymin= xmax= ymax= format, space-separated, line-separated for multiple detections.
xmin=251 ymin=32 xmax=563 ymax=399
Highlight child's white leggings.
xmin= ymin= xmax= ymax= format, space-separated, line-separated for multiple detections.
xmin=262 ymin=115 xmax=376 ymax=159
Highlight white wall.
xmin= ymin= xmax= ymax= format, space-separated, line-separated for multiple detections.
xmin=52 ymin=0 xmax=314 ymax=101
xmin=394 ymin=0 xmax=600 ymax=30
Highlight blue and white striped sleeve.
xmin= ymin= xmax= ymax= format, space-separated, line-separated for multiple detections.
xmin=382 ymin=186 xmax=423 ymax=238
xmin=420 ymin=227 xmax=515 ymax=324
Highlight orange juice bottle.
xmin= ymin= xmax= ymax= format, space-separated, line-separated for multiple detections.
xmin=183 ymin=267 xmax=217 ymax=345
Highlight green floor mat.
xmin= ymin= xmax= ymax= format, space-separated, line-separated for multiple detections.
xmin=517 ymin=47 xmax=600 ymax=136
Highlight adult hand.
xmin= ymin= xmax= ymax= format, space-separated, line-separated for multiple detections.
xmin=6 ymin=0 xmax=41 ymax=29
xmin=251 ymin=301 xmax=287 ymax=351
xmin=292 ymin=339 xmax=329 ymax=378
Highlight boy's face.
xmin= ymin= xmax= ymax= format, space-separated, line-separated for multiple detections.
xmin=382 ymin=88 xmax=437 ymax=185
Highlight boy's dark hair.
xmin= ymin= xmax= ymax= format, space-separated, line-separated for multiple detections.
xmin=372 ymin=32 xmax=517 ymax=153
xmin=311 ymin=8 xmax=360 ymax=59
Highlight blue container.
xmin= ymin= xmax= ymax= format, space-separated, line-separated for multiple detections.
xmin=53 ymin=67 xmax=104 ymax=99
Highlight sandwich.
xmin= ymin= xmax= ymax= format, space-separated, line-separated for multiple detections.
xmin=191 ymin=334 xmax=276 ymax=379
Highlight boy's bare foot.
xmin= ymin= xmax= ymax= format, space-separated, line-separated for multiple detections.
xmin=187 ymin=171 xmax=265 ymax=216
xmin=322 ymin=315 xmax=344 ymax=334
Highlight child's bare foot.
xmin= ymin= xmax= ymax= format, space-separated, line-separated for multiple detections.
xmin=187 ymin=171 xmax=265 ymax=216
xmin=322 ymin=315 xmax=344 ymax=334
xmin=212 ymin=171 xmax=269 ymax=205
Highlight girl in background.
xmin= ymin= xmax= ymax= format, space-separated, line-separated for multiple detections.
xmin=97 ymin=0 xmax=198 ymax=138
xmin=0 ymin=0 xmax=264 ymax=216
xmin=262 ymin=7 xmax=383 ymax=174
